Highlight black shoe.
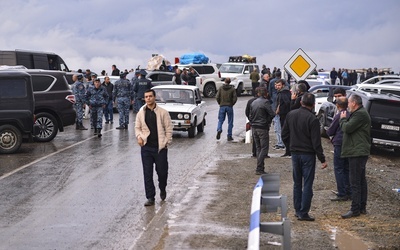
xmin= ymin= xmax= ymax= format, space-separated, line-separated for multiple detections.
xmin=265 ymin=155 xmax=271 ymax=158
xmin=105 ymin=121 xmax=109 ymax=124
xmin=227 ymin=136 xmax=233 ymax=141
xmin=341 ymin=210 xmax=360 ymax=219
xmin=94 ymin=129 xmax=98 ymax=135
xmin=97 ymin=129 xmax=102 ymax=138
xmin=330 ymin=196 xmax=349 ymax=201
xmin=360 ymin=208 xmax=367 ymax=215
xmin=272 ymin=145 xmax=281 ymax=150
xmin=160 ymin=191 xmax=167 ymax=201
xmin=110 ymin=121 xmax=114 ymax=124
xmin=216 ymin=130 xmax=222 ymax=140
xmin=281 ymin=153 xmax=291 ymax=158
xmin=116 ymin=126 xmax=125 ymax=130
xmin=255 ymin=170 xmax=267 ymax=175
xmin=144 ymin=199 xmax=155 ymax=206
xmin=298 ymin=214 xmax=315 ymax=221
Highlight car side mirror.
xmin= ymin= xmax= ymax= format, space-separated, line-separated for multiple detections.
xmin=327 ymin=96 xmax=333 ymax=102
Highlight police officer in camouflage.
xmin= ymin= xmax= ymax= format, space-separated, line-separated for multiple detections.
xmin=133 ymin=69 xmax=153 ymax=110
xmin=72 ymin=74 xmax=88 ymax=130
xmin=85 ymin=78 xmax=109 ymax=137
xmin=113 ymin=72 xmax=134 ymax=129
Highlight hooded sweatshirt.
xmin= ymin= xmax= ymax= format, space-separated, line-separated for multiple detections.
xmin=216 ymin=84 xmax=237 ymax=106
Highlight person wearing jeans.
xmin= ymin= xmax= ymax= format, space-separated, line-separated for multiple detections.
xmin=282 ymin=93 xmax=328 ymax=221
xmin=215 ymin=78 xmax=237 ymax=141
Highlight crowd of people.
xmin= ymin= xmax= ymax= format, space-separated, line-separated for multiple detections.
xmin=214 ymin=66 xmax=371 ymax=221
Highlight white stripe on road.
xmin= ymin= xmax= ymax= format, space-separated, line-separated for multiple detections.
xmin=0 ymin=129 xmax=116 ymax=180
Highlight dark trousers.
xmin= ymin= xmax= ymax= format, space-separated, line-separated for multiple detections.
xmin=348 ymin=156 xmax=368 ymax=213
xmin=251 ymin=82 xmax=259 ymax=96
xmin=333 ymin=145 xmax=351 ymax=197
xmin=252 ymin=128 xmax=270 ymax=172
xmin=280 ymin=114 xmax=290 ymax=155
xmin=292 ymin=153 xmax=316 ymax=217
xmin=141 ymin=145 xmax=169 ymax=200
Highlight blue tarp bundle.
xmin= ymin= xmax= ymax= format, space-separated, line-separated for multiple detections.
xmin=179 ymin=53 xmax=209 ymax=64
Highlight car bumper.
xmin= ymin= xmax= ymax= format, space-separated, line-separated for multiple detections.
xmin=373 ymin=138 xmax=400 ymax=148
xmin=171 ymin=119 xmax=192 ymax=130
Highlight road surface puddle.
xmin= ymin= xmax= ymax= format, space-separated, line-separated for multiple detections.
xmin=330 ymin=226 xmax=368 ymax=249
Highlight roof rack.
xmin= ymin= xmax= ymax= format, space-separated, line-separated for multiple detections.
xmin=228 ymin=56 xmax=257 ymax=63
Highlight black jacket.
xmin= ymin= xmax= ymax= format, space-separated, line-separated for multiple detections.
xmin=276 ymin=89 xmax=291 ymax=115
xmin=281 ymin=107 xmax=326 ymax=163
xmin=249 ymin=97 xmax=275 ymax=129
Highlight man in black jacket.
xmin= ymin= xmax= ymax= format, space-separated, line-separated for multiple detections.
xmin=275 ymin=79 xmax=291 ymax=157
xmin=282 ymin=93 xmax=328 ymax=221
xmin=249 ymin=87 xmax=275 ymax=175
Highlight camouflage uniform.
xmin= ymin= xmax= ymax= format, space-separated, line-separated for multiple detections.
xmin=72 ymin=79 xmax=87 ymax=129
xmin=85 ymin=85 xmax=108 ymax=130
xmin=113 ymin=76 xmax=134 ymax=129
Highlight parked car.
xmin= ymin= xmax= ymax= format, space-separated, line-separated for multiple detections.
xmin=177 ymin=63 xmax=222 ymax=98
xmin=219 ymin=61 xmax=259 ymax=96
xmin=26 ymin=70 xmax=76 ymax=142
xmin=152 ymin=85 xmax=207 ymax=138
xmin=318 ymin=87 xmax=400 ymax=153
xmin=146 ymin=71 xmax=175 ymax=86
xmin=309 ymin=85 xmax=353 ymax=114
xmin=358 ymin=75 xmax=400 ymax=85
xmin=0 ymin=71 xmax=40 ymax=153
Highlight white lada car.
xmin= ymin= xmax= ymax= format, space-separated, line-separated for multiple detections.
xmin=152 ymin=85 xmax=207 ymax=138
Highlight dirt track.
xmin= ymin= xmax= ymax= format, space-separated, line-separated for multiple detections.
xmin=159 ymin=131 xmax=400 ymax=249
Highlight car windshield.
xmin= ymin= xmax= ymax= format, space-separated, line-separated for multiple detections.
xmin=369 ymin=100 xmax=400 ymax=120
xmin=154 ymin=89 xmax=194 ymax=104
xmin=219 ymin=64 xmax=244 ymax=74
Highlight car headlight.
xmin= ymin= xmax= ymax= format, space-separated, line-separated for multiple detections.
xmin=184 ymin=114 xmax=190 ymax=119
xmin=177 ymin=114 xmax=183 ymax=119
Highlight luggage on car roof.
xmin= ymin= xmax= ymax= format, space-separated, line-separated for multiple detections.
xmin=179 ymin=53 xmax=209 ymax=65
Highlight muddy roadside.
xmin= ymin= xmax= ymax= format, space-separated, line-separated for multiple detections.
xmin=155 ymin=130 xmax=400 ymax=250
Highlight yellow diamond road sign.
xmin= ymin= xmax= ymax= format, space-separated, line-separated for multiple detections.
xmin=284 ymin=48 xmax=317 ymax=82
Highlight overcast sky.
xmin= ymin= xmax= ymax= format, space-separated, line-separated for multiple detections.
xmin=1 ymin=0 xmax=399 ymax=74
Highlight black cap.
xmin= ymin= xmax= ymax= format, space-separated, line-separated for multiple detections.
xmin=77 ymin=74 xmax=83 ymax=80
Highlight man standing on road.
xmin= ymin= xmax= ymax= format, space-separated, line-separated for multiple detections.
xmin=249 ymin=87 xmax=275 ymax=175
xmin=275 ymin=79 xmax=291 ymax=157
xmin=250 ymin=68 xmax=260 ymax=96
xmin=135 ymin=89 xmax=173 ymax=206
xmin=282 ymin=93 xmax=328 ymax=221
xmin=340 ymin=94 xmax=371 ymax=219
xmin=102 ymin=76 xmax=114 ymax=124
xmin=330 ymin=67 xmax=338 ymax=85
xmin=268 ymin=71 xmax=284 ymax=150
xmin=326 ymin=90 xmax=351 ymax=201
xmin=72 ymin=74 xmax=88 ymax=130
xmin=216 ymin=77 xmax=237 ymax=141
xmin=85 ymin=78 xmax=108 ymax=137
xmin=113 ymin=72 xmax=134 ymax=129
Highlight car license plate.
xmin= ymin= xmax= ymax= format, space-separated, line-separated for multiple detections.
xmin=381 ymin=124 xmax=400 ymax=131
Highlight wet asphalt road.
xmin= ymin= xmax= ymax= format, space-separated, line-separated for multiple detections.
xmin=0 ymin=96 xmax=251 ymax=249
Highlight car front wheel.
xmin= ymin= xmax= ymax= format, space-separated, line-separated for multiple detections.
xmin=203 ymin=83 xmax=217 ymax=98
xmin=34 ymin=112 xmax=58 ymax=142
xmin=236 ymin=84 xmax=243 ymax=97
xmin=0 ymin=125 xmax=22 ymax=154
xmin=188 ymin=118 xmax=196 ymax=138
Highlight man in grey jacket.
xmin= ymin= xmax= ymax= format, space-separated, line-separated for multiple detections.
xmin=249 ymin=87 xmax=275 ymax=175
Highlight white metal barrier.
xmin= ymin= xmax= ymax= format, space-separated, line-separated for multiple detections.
xmin=248 ymin=174 xmax=291 ymax=250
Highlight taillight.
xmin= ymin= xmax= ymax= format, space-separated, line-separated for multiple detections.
xmin=65 ymin=95 xmax=76 ymax=104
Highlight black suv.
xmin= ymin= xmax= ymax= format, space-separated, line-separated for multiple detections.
xmin=0 ymin=71 xmax=39 ymax=153
xmin=26 ymin=69 xmax=76 ymax=142
xmin=319 ymin=88 xmax=400 ymax=153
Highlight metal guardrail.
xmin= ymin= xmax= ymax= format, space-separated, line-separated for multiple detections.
xmin=248 ymin=174 xmax=291 ymax=250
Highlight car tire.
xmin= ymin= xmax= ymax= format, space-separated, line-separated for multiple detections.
xmin=34 ymin=112 xmax=58 ymax=142
xmin=236 ymin=84 xmax=243 ymax=97
xmin=197 ymin=118 xmax=205 ymax=133
xmin=188 ymin=119 xmax=196 ymax=138
xmin=317 ymin=111 xmax=328 ymax=138
xmin=0 ymin=125 xmax=22 ymax=154
xmin=203 ymin=83 xmax=217 ymax=98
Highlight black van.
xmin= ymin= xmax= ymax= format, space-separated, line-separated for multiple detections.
xmin=0 ymin=71 xmax=40 ymax=153
xmin=0 ymin=50 xmax=70 ymax=71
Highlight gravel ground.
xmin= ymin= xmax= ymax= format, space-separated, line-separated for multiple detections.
xmin=145 ymin=130 xmax=400 ymax=250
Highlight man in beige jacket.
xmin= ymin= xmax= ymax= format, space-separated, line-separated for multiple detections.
xmin=135 ymin=89 xmax=173 ymax=206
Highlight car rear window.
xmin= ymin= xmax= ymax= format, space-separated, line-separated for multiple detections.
xmin=0 ymin=78 xmax=27 ymax=98
xmin=369 ymin=100 xmax=400 ymax=120
xmin=31 ymin=75 xmax=56 ymax=92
